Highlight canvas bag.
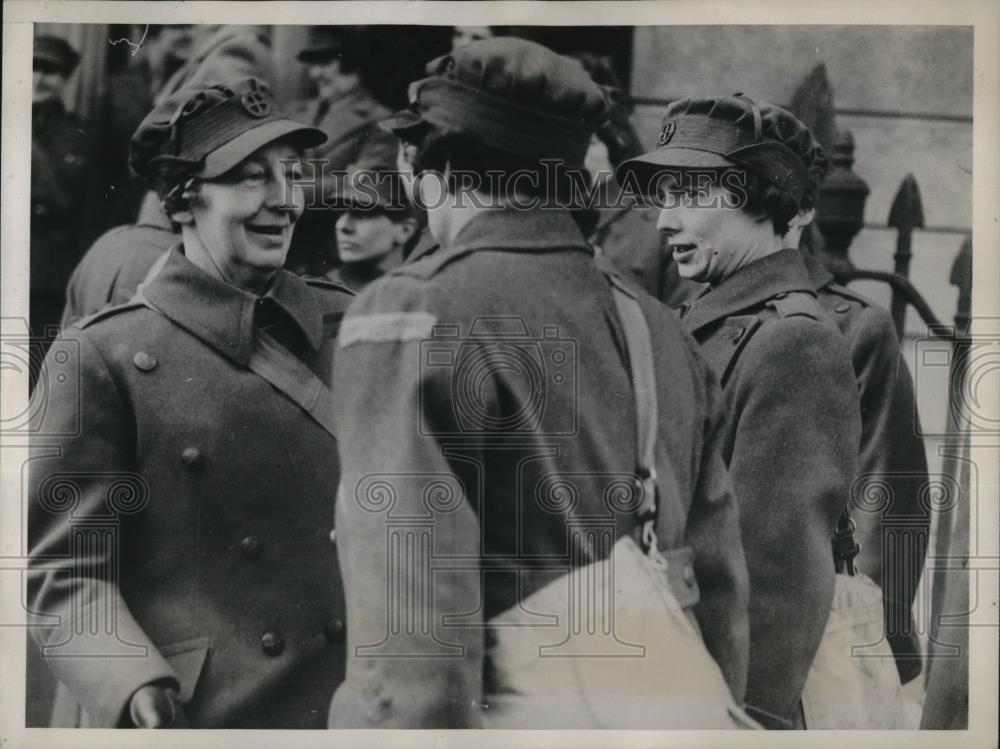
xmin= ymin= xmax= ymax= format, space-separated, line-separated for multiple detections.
xmin=800 ymin=509 xmax=907 ymax=729
xmin=479 ymin=276 xmax=757 ymax=729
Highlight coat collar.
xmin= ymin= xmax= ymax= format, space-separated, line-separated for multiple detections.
xmin=447 ymin=208 xmax=592 ymax=256
xmin=799 ymin=249 xmax=835 ymax=289
xmin=682 ymin=248 xmax=817 ymax=334
xmin=141 ymin=246 xmax=326 ymax=364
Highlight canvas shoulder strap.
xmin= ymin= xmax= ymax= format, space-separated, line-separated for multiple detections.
xmin=605 ymin=273 xmax=661 ymax=554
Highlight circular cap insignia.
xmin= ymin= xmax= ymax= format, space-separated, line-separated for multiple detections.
xmin=241 ymin=91 xmax=271 ymax=118
xmin=657 ymin=120 xmax=677 ymax=147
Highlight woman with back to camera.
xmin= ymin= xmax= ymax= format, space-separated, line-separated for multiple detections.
xmin=27 ymin=78 xmax=355 ymax=729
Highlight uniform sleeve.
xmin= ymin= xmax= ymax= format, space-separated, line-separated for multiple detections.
xmin=849 ymin=307 xmax=929 ymax=683
xmin=327 ymin=280 xmax=484 ymax=728
xmin=27 ymin=329 xmax=179 ymax=727
xmin=683 ymin=349 xmax=751 ymax=702
xmin=727 ymin=318 xmax=861 ymax=726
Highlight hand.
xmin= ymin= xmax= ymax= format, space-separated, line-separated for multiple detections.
xmin=129 ymin=683 xmax=189 ymax=728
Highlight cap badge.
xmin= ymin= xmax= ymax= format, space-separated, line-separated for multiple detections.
xmin=241 ymin=91 xmax=272 ymax=118
xmin=657 ymin=121 xmax=677 ymax=147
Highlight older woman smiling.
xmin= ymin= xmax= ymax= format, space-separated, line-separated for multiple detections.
xmin=27 ymin=79 xmax=355 ymax=729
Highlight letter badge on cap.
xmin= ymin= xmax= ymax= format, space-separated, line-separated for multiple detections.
xmin=657 ymin=121 xmax=676 ymax=147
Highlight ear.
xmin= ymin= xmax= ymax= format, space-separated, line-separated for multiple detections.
xmin=394 ymin=216 xmax=419 ymax=246
xmin=787 ymin=207 xmax=816 ymax=230
xmin=168 ymin=205 xmax=196 ymax=227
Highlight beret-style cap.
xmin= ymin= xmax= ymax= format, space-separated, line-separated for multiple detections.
xmin=129 ymin=78 xmax=327 ymax=183
xmin=381 ymin=37 xmax=609 ymax=168
xmin=617 ymin=93 xmax=817 ymax=203
xmin=33 ymin=35 xmax=80 ymax=76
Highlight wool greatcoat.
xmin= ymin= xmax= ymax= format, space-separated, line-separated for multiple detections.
xmin=326 ymin=208 xmax=751 ymax=728
xmin=802 ymin=251 xmax=929 ymax=684
xmin=27 ymin=246 xmax=354 ymax=728
xmin=680 ymin=248 xmax=862 ymax=729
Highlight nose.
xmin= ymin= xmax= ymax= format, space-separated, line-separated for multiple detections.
xmin=267 ymin=171 xmax=303 ymax=221
xmin=336 ymin=212 xmax=355 ymax=235
xmin=656 ymin=207 xmax=681 ymax=236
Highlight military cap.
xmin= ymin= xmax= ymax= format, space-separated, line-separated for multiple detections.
xmin=129 ymin=77 xmax=326 ymax=188
xmin=617 ymin=93 xmax=824 ymax=204
xmin=380 ymin=37 xmax=609 ymax=169
xmin=33 ymin=35 xmax=80 ymax=76
xmin=297 ymin=26 xmax=354 ymax=64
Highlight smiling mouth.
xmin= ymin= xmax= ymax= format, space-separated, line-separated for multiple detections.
xmin=247 ymin=225 xmax=287 ymax=238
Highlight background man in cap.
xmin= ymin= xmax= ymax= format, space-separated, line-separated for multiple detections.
xmin=327 ymin=37 xmax=750 ymax=728
xmin=30 ymin=35 xmax=93 ymax=365
xmin=618 ymin=94 xmax=863 ymax=728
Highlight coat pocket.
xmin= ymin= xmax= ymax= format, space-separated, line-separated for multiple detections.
xmin=159 ymin=636 xmax=211 ymax=704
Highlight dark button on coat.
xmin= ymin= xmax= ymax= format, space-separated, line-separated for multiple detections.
xmin=28 ymin=248 xmax=354 ymax=728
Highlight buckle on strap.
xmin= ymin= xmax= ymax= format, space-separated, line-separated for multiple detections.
xmin=637 ymin=465 xmax=660 ymax=557
xmin=831 ymin=512 xmax=860 ymax=576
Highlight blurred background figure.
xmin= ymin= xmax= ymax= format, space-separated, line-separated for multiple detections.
xmin=30 ymin=35 xmax=92 ymax=363
xmin=98 ymin=24 xmax=194 ymax=229
xmin=286 ymin=26 xmax=396 ymax=276
xmin=328 ymin=151 xmax=420 ymax=291
xmin=451 ymin=25 xmax=493 ymax=49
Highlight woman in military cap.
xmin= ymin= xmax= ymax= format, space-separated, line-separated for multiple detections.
xmin=27 ymin=78 xmax=354 ymax=728
xmin=618 ymin=94 xmax=863 ymax=729
xmin=328 ymin=148 xmax=420 ymax=292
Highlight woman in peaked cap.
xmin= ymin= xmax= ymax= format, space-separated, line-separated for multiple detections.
xmin=27 ymin=78 xmax=355 ymax=728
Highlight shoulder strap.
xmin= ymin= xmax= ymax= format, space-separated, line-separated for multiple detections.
xmin=605 ymin=274 xmax=661 ymax=556
xmin=247 ymin=329 xmax=339 ymax=440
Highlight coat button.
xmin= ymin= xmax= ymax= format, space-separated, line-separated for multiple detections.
xmin=132 ymin=351 xmax=158 ymax=371
xmin=261 ymin=631 xmax=284 ymax=656
xmin=328 ymin=528 xmax=337 ymax=543
xmin=682 ymin=564 xmax=696 ymax=587
xmin=180 ymin=447 xmax=204 ymax=471
xmin=835 ymin=302 xmax=851 ymax=313
xmin=241 ymin=536 xmax=262 ymax=559
xmin=324 ymin=618 xmax=346 ymax=643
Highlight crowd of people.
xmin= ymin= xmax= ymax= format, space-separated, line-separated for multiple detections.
xmin=27 ymin=25 xmax=940 ymax=731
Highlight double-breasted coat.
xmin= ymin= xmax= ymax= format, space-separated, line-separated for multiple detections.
xmin=28 ymin=247 xmax=354 ymax=728
xmin=326 ymin=208 xmax=751 ymax=727
xmin=680 ymin=248 xmax=861 ymax=728
xmin=802 ymin=252 xmax=929 ymax=684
